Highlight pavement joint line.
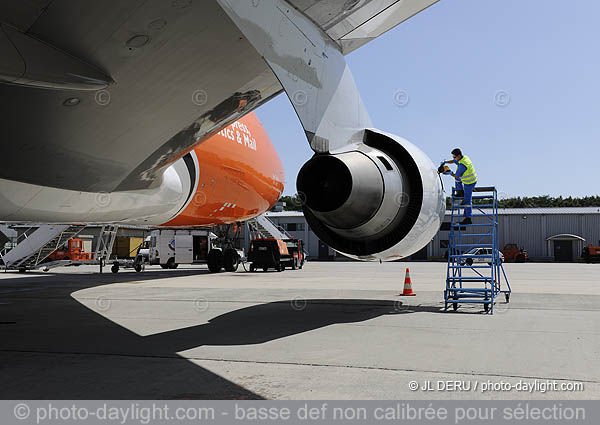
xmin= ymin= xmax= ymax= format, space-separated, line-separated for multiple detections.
xmin=347 ymin=323 xmax=600 ymax=335
xmin=41 ymin=314 xmax=600 ymax=336
xmin=5 ymin=295 xmax=600 ymax=314
xmin=1 ymin=349 xmax=598 ymax=385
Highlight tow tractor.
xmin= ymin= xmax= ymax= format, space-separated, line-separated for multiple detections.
xmin=582 ymin=245 xmax=600 ymax=263
xmin=46 ymin=238 xmax=94 ymax=262
xmin=247 ymin=238 xmax=294 ymax=272
xmin=501 ymin=243 xmax=529 ymax=263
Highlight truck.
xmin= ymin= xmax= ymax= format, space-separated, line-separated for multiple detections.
xmin=501 ymin=243 xmax=529 ymax=263
xmin=147 ymin=228 xmax=244 ymax=272
xmin=148 ymin=229 xmax=214 ymax=269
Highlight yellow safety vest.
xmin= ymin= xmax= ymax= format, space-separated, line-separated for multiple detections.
xmin=458 ymin=155 xmax=477 ymax=185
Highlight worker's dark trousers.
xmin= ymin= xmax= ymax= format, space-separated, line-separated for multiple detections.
xmin=455 ymin=180 xmax=476 ymax=218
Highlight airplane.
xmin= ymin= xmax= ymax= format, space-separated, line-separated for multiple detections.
xmin=0 ymin=0 xmax=445 ymax=264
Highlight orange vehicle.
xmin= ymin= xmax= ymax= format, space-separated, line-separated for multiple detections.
xmin=501 ymin=243 xmax=529 ymax=263
xmin=47 ymin=239 xmax=94 ymax=262
xmin=582 ymin=246 xmax=600 ymax=263
xmin=247 ymin=238 xmax=293 ymax=272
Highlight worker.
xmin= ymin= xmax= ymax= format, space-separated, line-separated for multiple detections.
xmin=442 ymin=148 xmax=477 ymax=225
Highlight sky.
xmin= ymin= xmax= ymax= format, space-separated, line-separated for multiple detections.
xmin=255 ymin=0 xmax=600 ymax=198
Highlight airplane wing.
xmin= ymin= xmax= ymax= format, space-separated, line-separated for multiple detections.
xmin=287 ymin=0 xmax=440 ymax=54
xmin=0 ymin=0 xmax=439 ymax=193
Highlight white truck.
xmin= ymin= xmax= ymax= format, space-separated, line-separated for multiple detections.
xmin=148 ymin=229 xmax=214 ymax=269
xmin=147 ymin=228 xmax=243 ymax=272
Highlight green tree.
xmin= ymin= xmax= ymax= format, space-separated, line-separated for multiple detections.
xmin=278 ymin=194 xmax=304 ymax=211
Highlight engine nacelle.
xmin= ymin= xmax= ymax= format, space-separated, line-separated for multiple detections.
xmin=296 ymin=129 xmax=445 ymax=261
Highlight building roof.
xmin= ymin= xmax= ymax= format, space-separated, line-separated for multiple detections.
xmin=446 ymin=207 xmax=600 ymax=215
xmin=265 ymin=211 xmax=305 ymax=217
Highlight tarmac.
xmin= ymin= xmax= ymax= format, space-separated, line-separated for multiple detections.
xmin=1 ymin=261 xmax=599 ymax=399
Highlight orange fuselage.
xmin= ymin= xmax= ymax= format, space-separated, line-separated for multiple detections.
xmin=163 ymin=112 xmax=285 ymax=226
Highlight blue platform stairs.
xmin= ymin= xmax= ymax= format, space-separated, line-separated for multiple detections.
xmin=444 ymin=186 xmax=512 ymax=314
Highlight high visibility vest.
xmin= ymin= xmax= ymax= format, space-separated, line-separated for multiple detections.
xmin=458 ymin=155 xmax=477 ymax=184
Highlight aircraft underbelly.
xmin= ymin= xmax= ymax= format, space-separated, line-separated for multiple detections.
xmin=0 ymin=0 xmax=282 ymax=193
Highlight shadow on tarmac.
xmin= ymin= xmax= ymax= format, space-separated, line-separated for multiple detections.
xmin=0 ymin=270 xmax=420 ymax=399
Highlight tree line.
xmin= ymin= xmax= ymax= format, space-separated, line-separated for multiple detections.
xmin=446 ymin=195 xmax=600 ymax=209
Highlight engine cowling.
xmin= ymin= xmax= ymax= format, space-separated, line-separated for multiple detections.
xmin=296 ymin=129 xmax=445 ymax=261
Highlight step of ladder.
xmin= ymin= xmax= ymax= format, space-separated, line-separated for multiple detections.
xmin=454 ymin=243 xmax=493 ymax=248
xmin=447 ymin=276 xmax=493 ymax=282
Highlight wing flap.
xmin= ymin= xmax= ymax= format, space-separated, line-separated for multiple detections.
xmin=288 ymin=0 xmax=440 ymax=54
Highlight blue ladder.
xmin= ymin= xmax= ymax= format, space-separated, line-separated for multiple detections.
xmin=444 ymin=186 xmax=511 ymax=314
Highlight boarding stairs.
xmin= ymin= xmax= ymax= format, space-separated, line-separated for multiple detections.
xmin=444 ymin=186 xmax=511 ymax=314
xmin=0 ymin=224 xmax=86 ymax=271
xmin=247 ymin=214 xmax=292 ymax=240
xmin=94 ymin=224 xmax=119 ymax=263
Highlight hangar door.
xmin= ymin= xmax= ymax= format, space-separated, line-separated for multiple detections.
xmin=553 ymin=240 xmax=573 ymax=262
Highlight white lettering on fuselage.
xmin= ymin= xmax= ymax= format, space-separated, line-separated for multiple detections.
xmin=218 ymin=121 xmax=257 ymax=151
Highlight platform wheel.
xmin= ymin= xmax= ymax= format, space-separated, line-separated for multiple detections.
xmin=134 ymin=264 xmax=142 ymax=273
xmin=452 ymin=302 xmax=458 ymax=312
xmin=111 ymin=264 xmax=119 ymax=274
xmin=505 ymin=293 xmax=510 ymax=303
xmin=249 ymin=264 xmax=255 ymax=272
xmin=262 ymin=266 xmax=268 ymax=272
xmin=484 ymin=301 xmax=489 ymax=313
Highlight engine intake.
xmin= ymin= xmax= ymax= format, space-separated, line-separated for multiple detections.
xmin=296 ymin=129 xmax=445 ymax=261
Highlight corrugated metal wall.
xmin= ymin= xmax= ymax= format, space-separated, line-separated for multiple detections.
xmin=252 ymin=211 xmax=600 ymax=261
xmin=431 ymin=213 xmax=600 ymax=260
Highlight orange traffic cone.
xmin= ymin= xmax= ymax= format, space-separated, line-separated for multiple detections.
xmin=400 ymin=268 xmax=416 ymax=296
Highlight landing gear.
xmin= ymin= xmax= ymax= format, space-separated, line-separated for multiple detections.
xmin=207 ymin=222 xmax=246 ymax=273
xmin=207 ymin=249 xmax=223 ymax=273
xmin=223 ymin=249 xmax=239 ymax=272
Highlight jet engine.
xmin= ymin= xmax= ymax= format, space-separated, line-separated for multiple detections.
xmin=296 ymin=129 xmax=445 ymax=261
